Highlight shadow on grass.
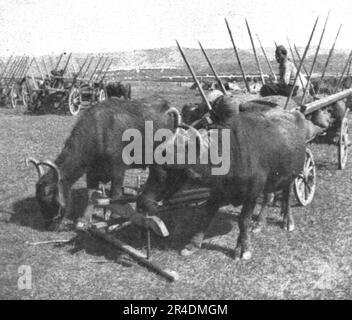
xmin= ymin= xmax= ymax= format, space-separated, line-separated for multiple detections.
xmin=10 ymin=188 xmax=88 ymax=231
xmin=9 ymin=189 xmax=284 ymax=264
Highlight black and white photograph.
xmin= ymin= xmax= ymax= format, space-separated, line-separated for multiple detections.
xmin=1 ymin=0 xmax=352 ymax=301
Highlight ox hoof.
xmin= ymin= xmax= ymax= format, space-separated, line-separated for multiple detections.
xmin=283 ymin=220 xmax=295 ymax=232
xmin=241 ymin=251 xmax=252 ymax=260
xmin=180 ymin=244 xmax=199 ymax=257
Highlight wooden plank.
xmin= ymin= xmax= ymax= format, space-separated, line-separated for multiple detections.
xmin=303 ymin=88 xmax=352 ymax=115
xmin=90 ymin=228 xmax=179 ymax=282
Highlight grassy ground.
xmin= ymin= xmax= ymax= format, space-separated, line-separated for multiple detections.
xmin=0 ymin=81 xmax=352 ymax=299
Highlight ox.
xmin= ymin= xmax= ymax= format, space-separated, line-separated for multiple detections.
xmin=106 ymin=82 xmax=132 ymax=100
xmin=28 ymin=97 xmax=180 ymax=230
xmin=137 ymin=94 xmax=309 ymax=260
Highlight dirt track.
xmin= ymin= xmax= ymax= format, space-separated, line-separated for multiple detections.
xmin=1 ymin=82 xmax=352 ymax=299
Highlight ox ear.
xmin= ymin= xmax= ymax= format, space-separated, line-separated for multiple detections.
xmin=56 ymin=181 xmax=66 ymax=208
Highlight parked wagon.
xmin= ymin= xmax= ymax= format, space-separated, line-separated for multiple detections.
xmin=67 ymin=56 xmax=113 ymax=116
xmin=10 ymin=54 xmax=113 ymax=116
xmin=292 ymin=88 xmax=351 ymax=206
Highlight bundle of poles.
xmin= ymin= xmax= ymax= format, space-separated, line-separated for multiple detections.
xmin=174 ymin=13 xmax=351 ymax=115
xmin=0 ymin=52 xmax=114 ymax=89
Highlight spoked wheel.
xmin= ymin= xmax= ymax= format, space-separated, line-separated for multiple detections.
xmin=68 ymin=87 xmax=82 ymax=116
xmin=294 ymin=148 xmax=316 ymax=206
xmin=98 ymin=88 xmax=106 ymax=103
xmin=338 ymin=109 xmax=349 ymax=170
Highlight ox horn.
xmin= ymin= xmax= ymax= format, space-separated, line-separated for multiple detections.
xmin=26 ymin=157 xmax=44 ymax=178
xmin=40 ymin=160 xmax=62 ymax=182
xmin=166 ymin=107 xmax=181 ymax=127
xmin=178 ymin=123 xmax=203 ymax=142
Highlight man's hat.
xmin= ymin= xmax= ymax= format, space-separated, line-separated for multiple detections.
xmin=275 ymin=45 xmax=287 ymax=56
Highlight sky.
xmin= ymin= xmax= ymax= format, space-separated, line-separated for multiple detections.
xmin=0 ymin=0 xmax=351 ymax=55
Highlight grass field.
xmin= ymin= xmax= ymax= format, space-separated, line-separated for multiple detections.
xmin=1 ymin=81 xmax=352 ymax=300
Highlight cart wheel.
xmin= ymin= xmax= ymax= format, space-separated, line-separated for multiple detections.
xmin=294 ymin=148 xmax=316 ymax=206
xmin=68 ymin=87 xmax=82 ymax=116
xmin=338 ymin=109 xmax=349 ymax=170
xmin=98 ymin=88 xmax=106 ymax=103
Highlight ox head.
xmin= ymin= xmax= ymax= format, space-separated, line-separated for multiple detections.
xmin=27 ymin=158 xmax=66 ymax=229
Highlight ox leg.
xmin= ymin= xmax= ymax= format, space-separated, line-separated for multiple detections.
xmin=76 ymin=171 xmax=100 ymax=230
xmin=281 ymin=184 xmax=294 ymax=231
xmin=252 ymin=192 xmax=272 ymax=234
xmin=234 ymin=200 xmax=257 ymax=260
xmin=110 ymin=165 xmax=125 ymax=200
xmin=180 ymin=197 xmax=220 ymax=257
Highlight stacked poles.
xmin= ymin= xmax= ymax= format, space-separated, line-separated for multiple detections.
xmin=198 ymin=41 xmax=227 ymax=94
xmin=287 ymin=41 xmax=306 ymax=89
xmin=82 ymin=56 xmax=94 ymax=79
xmin=301 ymin=12 xmax=330 ymax=104
xmin=316 ymin=24 xmax=342 ymax=94
xmin=100 ymin=57 xmax=114 ymax=82
xmin=0 ymin=55 xmax=14 ymax=80
xmin=334 ymin=49 xmax=352 ymax=93
xmin=88 ymin=55 xmax=104 ymax=82
xmin=176 ymin=40 xmax=213 ymax=113
xmin=41 ymin=57 xmax=50 ymax=77
xmin=96 ymin=56 xmax=110 ymax=81
xmin=245 ymin=19 xmax=265 ymax=85
xmin=284 ymin=17 xmax=319 ymax=109
xmin=225 ymin=18 xmax=250 ymax=92
xmin=256 ymin=33 xmax=277 ymax=81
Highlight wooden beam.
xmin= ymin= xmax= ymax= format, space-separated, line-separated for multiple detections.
xmin=302 ymin=87 xmax=352 ymax=114
xmin=90 ymin=228 xmax=178 ymax=282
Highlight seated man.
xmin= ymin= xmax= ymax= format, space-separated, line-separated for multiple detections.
xmin=260 ymin=45 xmax=307 ymax=97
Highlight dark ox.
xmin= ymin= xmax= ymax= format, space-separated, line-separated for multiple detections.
xmin=106 ymin=82 xmax=132 ymax=100
xmin=28 ymin=97 xmax=180 ymax=230
xmin=137 ymin=95 xmax=308 ymax=260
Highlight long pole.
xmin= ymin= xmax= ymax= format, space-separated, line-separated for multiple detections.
xmin=225 ymin=18 xmax=250 ymax=92
xmin=176 ymin=40 xmax=213 ymax=112
xmin=42 ymin=57 xmax=50 ymax=77
xmin=293 ymin=44 xmax=316 ymax=96
xmin=22 ymin=58 xmax=34 ymax=78
xmin=100 ymin=57 xmax=114 ymax=82
xmin=317 ymin=24 xmax=342 ymax=94
xmin=0 ymin=55 xmax=14 ymax=80
xmin=4 ymin=56 xmax=19 ymax=81
xmin=89 ymin=55 xmax=104 ymax=82
xmin=287 ymin=41 xmax=306 ymax=89
xmin=17 ymin=57 xmax=30 ymax=79
xmin=293 ymin=45 xmax=310 ymax=76
xmin=198 ymin=41 xmax=227 ymax=94
xmin=34 ymin=57 xmax=44 ymax=80
xmin=334 ymin=49 xmax=352 ymax=93
xmin=301 ymin=12 xmax=330 ymax=104
xmin=245 ymin=19 xmax=265 ymax=84
xmin=82 ymin=56 xmax=94 ymax=79
xmin=6 ymin=56 xmax=25 ymax=86
xmin=54 ymin=53 xmax=64 ymax=72
xmin=61 ymin=53 xmax=72 ymax=76
xmin=284 ymin=17 xmax=319 ymax=109
xmin=96 ymin=56 xmax=110 ymax=81
xmin=256 ymin=33 xmax=277 ymax=81
xmin=75 ymin=56 xmax=89 ymax=78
